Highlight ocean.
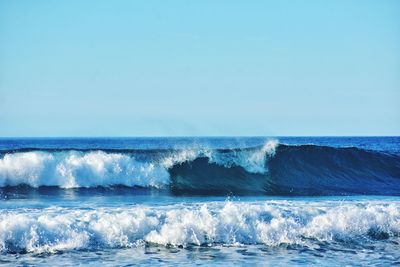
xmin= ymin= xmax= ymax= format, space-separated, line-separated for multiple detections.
xmin=0 ymin=137 xmax=399 ymax=266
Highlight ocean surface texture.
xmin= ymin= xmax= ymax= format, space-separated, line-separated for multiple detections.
xmin=0 ymin=137 xmax=399 ymax=266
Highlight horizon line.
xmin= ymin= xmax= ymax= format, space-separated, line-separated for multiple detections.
xmin=0 ymin=135 xmax=399 ymax=138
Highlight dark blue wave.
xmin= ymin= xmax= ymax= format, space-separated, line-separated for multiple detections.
xmin=0 ymin=144 xmax=399 ymax=196
xmin=169 ymin=145 xmax=400 ymax=196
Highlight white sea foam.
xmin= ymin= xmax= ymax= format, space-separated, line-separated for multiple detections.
xmin=0 ymin=151 xmax=170 ymax=188
xmin=0 ymin=140 xmax=278 ymax=188
xmin=0 ymin=201 xmax=399 ymax=253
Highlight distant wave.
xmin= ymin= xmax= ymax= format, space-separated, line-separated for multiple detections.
xmin=1 ymin=140 xmax=399 ymax=196
xmin=0 ymin=201 xmax=399 ymax=253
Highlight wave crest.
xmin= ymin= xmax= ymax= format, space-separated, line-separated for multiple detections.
xmin=0 ymin=141 xmax=278 ymax=189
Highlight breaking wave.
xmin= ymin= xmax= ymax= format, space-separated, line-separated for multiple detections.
xmin=0 ymin=140 xmax=399 ymax=196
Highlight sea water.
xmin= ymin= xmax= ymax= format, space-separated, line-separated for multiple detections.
xmin=0 ymin=137 xmax=399 ymax=266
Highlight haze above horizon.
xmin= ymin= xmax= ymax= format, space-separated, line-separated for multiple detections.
xmin=0 ymin=0 xmax=399 ymax=136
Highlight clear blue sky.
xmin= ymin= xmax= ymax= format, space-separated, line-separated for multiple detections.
xmin=0 ymin=0 xmax=399 ymax=136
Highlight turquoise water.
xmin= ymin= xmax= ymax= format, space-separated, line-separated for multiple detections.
xmin=0 ymin=137 xmax=399 ymax=266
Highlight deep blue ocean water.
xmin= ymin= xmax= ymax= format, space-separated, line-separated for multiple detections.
xmin=0 ymin=137 xmax=399 ymax=266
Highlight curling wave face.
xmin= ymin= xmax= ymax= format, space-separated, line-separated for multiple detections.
xmin=0 ymin=140 xmax=399 ymax=196
xmin=0 ymin=201 xmax=399 ymax=253
xmin=0 ymin=141 xmax=277 ymax=189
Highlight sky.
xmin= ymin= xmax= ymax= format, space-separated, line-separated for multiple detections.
xmin=0 ymin=0 xmax=399 ymax=136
